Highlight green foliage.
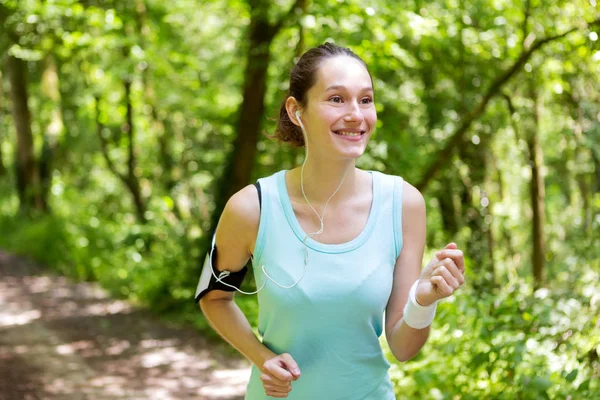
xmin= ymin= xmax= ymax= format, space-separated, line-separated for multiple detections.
xmin=384 ymin=276 xmax=600 ymax=399
xmin=1 ymin=0 xmax=599 ymax=397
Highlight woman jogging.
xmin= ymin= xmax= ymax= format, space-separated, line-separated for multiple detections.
xmin=197 ymin=42 xmax=466 ymax=399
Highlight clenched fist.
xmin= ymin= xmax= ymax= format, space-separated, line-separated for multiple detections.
xmin=416 ymin=243 xmax=466 ymax=306
xmin=260 ymin=353 xmax=301 ymax=398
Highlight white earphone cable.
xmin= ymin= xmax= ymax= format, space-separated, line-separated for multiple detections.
xmin=209 ymin=109 xmax=351 ymax=294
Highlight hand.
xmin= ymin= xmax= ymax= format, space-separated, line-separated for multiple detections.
xmin=260 ymin=353 xmax=301 ymax=398
xmin=416 ymin=243 xmax=466 ymax=306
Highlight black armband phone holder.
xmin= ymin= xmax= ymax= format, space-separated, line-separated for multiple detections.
xmin=194 ymin=235 xmax=248 ymax=303
xmin=194 ymin=181 xmax=261 ymax=303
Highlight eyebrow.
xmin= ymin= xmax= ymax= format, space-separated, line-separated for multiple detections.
xmin=325 ymin=85 xmax=373 ymax=92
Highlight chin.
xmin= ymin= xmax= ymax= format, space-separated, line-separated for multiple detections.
xmin=336 ymin=147 xmax=366 ymax=160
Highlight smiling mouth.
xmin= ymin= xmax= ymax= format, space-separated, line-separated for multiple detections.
xmin=333 ymin=130 xmax=365 ymax=137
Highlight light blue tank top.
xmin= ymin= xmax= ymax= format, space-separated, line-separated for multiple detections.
xmin=245 ymin=170 xmax=404 ymax=400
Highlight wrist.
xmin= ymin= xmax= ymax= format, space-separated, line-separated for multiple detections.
xmin=415 ymin=278 xmax=440 ymax=306
xmin=403 ymin=280 xmax=438 ymax=329
xmin=415 ymin=291 xmax=437 ymax=307
xmin=251 ymin=346 xmax=277 ymax=370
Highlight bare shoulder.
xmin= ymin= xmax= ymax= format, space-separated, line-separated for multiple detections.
xmin=216 ymin=184 xmax=261 ymax=262
xmin=223 ymin=184 xmax=260 ymax=229
xmin=401 ymin=180 xmax=425 ymax=212
xmin=199 ymin=185 xmax=260 ymax=304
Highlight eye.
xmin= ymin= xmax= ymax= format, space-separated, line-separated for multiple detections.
xmin=361 ymin=97 xmax=373 ymax=104
xmin=329 ymin=95 xmax=343 ymax=103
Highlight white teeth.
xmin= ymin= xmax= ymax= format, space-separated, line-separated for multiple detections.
xmin=336 ymin=131 xmax=362 ymax=137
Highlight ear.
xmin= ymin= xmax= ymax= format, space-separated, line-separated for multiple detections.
xmin=285 ymin=97 xmax=302 ymax=127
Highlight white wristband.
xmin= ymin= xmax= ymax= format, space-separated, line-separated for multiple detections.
xmin=403 ymin=280 xmax=438 ymax=329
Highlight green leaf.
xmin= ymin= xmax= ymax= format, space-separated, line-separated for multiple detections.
xmin=565 ymin=369 xmax=578 ymax=382
xmin=531 ymin=376 xmax=553 ymax=392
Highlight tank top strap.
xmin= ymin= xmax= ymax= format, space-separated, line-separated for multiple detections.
xmin=252 ymin=173 xmax=274 ymax=263
xmin=374 ymin=172 xmax=404 ymax=259
xmin=392 ymin=175 xmax=404 ymax=259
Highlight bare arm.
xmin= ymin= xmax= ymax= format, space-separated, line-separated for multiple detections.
xmin=199 ymin=185 xmax=276 ymax=368
xmin=200 ymin=298 xmax=276 ymax=367
xmin=384 ymin=181 xmax=430 ymax=362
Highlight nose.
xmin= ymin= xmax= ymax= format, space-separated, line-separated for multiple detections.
xmin=343 ymin=101 xmax=364 ymax=122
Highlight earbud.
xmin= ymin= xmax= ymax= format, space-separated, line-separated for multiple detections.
xmin=295 ymin=110 xmax=301 ymax=121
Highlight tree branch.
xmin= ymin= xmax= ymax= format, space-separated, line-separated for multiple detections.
xmin=95 ymin=97 xmax=124 ymax=181
xmin=415 ymin=17 xmax=600 ymax=191
xmin=502 ymin=92 xmax=523 ymax=149
xmin=521 ymin=0 xmax=531 ymax=46
xmin=123 ymin=78 xmax=135 ymax=181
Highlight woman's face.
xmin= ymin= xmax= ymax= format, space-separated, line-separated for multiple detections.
xmin=300 ymin=55 xmax=376 ymax=160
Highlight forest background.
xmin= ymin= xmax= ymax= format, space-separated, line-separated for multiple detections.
xmin=1 ymin=0 xmax=599 ymax=399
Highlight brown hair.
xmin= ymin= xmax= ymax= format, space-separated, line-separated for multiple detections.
xmin=273 ymin=42 xmax=372 ymax=147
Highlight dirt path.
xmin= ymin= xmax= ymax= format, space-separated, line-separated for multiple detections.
xmin=0 ymin=251 xmax=251 ymax=400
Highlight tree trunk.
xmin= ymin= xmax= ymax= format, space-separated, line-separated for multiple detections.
xmin=205 ymin=8 xmax=278 ymax=245
xmin=123 ymin=78 xmax=147 ymax=224
xmin=592 ymin=150 xmax=600 ymax=197
xmin=54 ymin=57 xmax=78 ymax=172
xmin=0 ymin=69 xmax=6 ymax=176
xmin=95 ymin=81 xmax=147 ymax=225
xmin=572 ymin=99 xmax=594 ymax=235
xmin=483 ymin=171 xmax=496 ymax=285
xmin=39 ymin=54 xmax=64 ymax=212
xmin=7 ymin=55 xmax=43 ymax=213
xmin=199 ymin=0 xmax=304 ymax=269
xmin=419 ymin=58 xmax=460 ymax=236
xmin=502 ymin=94 xmax=526 ymax=281
xmin=527 ymin=85 xmax=546 ymax=287
xmin=437 ymin=184 xmax=460 ymax=236
xmin=0 ymin=138 xmax=4 ymax=176
xmin=133 ymin=0 xmax=182 ymax=220
xmin=283 ymin=6 xmax=307 ymax=170
xmin=459 ymin=137 xmax=496 ymax=292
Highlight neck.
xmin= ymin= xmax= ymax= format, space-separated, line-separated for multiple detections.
xmin=288 ymin=157 xmax=357 ymax=207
